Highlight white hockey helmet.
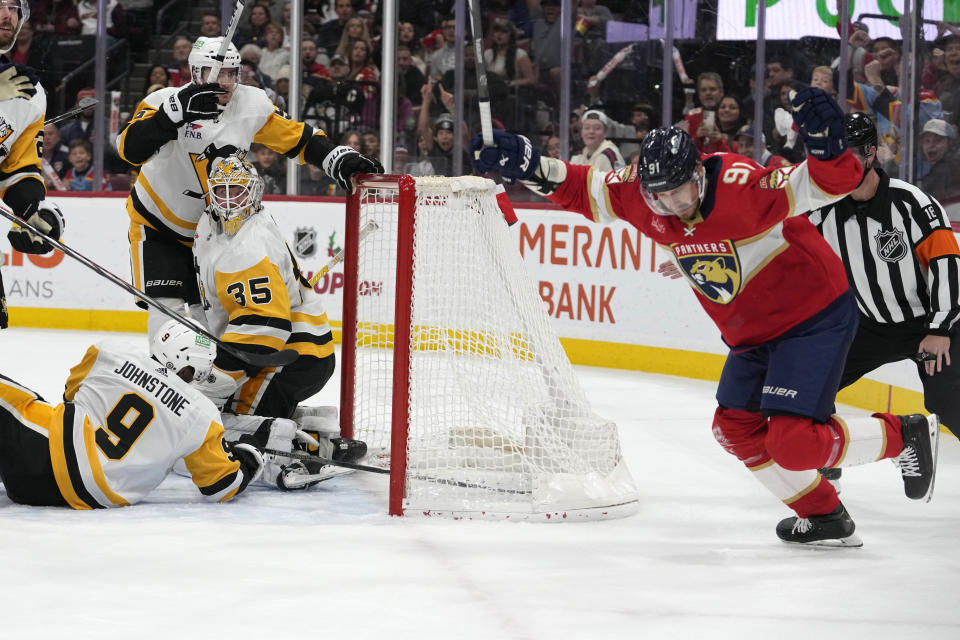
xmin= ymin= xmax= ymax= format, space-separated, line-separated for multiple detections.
xmin=0 ymin=0 xmax=31 ymax=55
xmin=207 ymin=155 xmax=264 ymax=235
xmin=188 ymin=36 xmax=241 ymax=86
xmin=151 ymin=319 xmax=216 ymax=382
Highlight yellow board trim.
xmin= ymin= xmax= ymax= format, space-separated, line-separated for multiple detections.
xmin=8 ymin=309 xmax=945 ymax=433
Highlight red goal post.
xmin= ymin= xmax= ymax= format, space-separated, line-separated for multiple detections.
xmin=340 ymin=174 xmax=638 ymax=520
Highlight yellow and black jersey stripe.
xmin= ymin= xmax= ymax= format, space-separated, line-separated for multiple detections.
xmin=182 ymin=421 xmax=246 ymax=502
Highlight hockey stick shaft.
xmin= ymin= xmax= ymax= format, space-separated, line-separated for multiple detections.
xmin=206 ymin=0 xmax=248 ymax=81
xmin=261 ymin=447 xmax=390 ymax=474
xmin=467 ymin=0 xmax=493 ymax=147
xmin=0 ymin=205 xmax=297 ymax=369
xmin=307 ymin=219 xmax=378 ymax=287
xmin=45 ymin=97 xmax=99 ymax=126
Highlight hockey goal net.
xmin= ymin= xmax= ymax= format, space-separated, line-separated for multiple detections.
xmin=340 ymin=174 xmax=638 ymax=520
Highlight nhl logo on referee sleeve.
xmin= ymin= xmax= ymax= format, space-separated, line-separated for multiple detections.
xmin=874 ymin=229 xmax=907 ymax=262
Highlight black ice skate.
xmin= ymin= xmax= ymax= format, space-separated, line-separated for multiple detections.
xmin=897 ymin=414 xmax=940 ymax=502
xmin=776 ymin=503 xmax=863 ymax=547
xmin=276 ymin=459 xmax=351 ymax=490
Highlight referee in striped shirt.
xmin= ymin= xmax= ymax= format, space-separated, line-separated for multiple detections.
xmin=807 ymin=112 xmax=960 ymax=447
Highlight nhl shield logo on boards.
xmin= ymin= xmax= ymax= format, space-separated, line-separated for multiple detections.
xmin=874 ymin=229 xmax=907 ymax=263
xmin=293 ymin=227 xmax=318 ymax=258
xmin=672 ymin=240 xmax=742 ymax=304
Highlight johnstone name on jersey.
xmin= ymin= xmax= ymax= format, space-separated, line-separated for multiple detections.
xmin=112 ymin=361 xmax=191 ymax=416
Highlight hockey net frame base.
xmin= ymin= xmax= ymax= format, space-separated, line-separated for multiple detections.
xmin=340 ymin=174 xmax=638 ymax=520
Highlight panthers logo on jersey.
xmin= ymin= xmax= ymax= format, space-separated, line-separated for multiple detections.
xmin=672 ymin=240 xmax=743 ymax=304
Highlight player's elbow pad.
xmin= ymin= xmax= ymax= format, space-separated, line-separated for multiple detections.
xmin=520 ymin=157 xmax=567 ymax=196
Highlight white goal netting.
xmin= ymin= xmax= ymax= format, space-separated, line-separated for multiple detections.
xmin=344 ymin=175 xmax=638 ymax=519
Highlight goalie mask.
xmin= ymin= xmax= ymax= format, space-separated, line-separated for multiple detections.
xmin=638 ymin=126 xmax=705 ymax=220
xmin=188 ymin=36 xmax=241 ymax=93
xmin=0 ymin=0 xmax=30 ymax=55
xmin=151 ymin=319 xmax=215 ymax=382
xmin=207 ymin=155 xmax=264 ymax=235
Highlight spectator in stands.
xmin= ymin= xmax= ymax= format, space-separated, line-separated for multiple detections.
xmin=348 ymin=39 xmax=379 ymax=97
xmin=765 ymin=57 xmax=795 ymax=92
xmin=414 ymin=108 xmax=466 ymax=177
xmin=545 ymin=135 xmax=561 ymax=159
xmin=272 ymin=64 xmax=289 ymax=106
xmin=919 ymin=119 xmax=960 ymax=201
xmin=398 ymin=44 xmax=426 ymax=106
xmin=166 ymin=36 xmax=192 ymax=87
xmin=810 ymin=65 xmax=836 ymax=96
xmin=317 ymin=0 xmax=354 ymax=55
xmin=259 ymin=23 xmax=289 ymax=80
xmin=302 ymin=38 xmax=330 ymax=79
xmin=42 ymin=123 xmax=70 ymax=180
xmin=64 ymin=139 xmax=108 ymax=191
xmin=683 ymin=71 xmax=725 ymax=153
xmin=59 ymin=88 xmax=97 ymax=146
xmin=398 ymin=21 xmax=427 ymax=74
xmin=532 ymin=0 xmax=562 ymax=89
xmin=340 ymin=129 xmax=361 ymax=152
xmin=428 ymin=15 xmax=457 ymax=81
xmin=869 ymin=36 xmax=901 ymax=87
xmin=575 ymin=0 xmax=613 ymax=41
xmin=300 ymin=162 xmax=336 ymax=195
xmin=238 ymin=3 xmax=271 ymax=48
xmin=335 ymin=15 xmax=372 ymax=59
xmin=250 ymin=143 xmax=284 ymax=195
xmin=143 ymin=65 xmax=170 ymax=92
xmin=630 ymin=102 xmax=655 ymax=142
xmin=11 ymin=20 xmax=62 ymax=104
xmin=715 ymin=95 xmax=746 ymax=147
xmin=33 ymin=0 xmax=81 ymax=35
xmin=485 ymin=18 xmax=536 ymax=90
xmin=570 ymin=110 xmax=624 ymax=171
xmin=362 ymin=131 xmax=380 ymax=160
xmin=199 ymin=13 xmax=221 ymax=38
xmin=78 ymin=0 xmax=115 ymax=36
xmin=733 ymin=124 xmax=790 ymax=168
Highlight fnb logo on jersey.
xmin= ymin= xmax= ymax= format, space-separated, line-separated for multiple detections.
xmin=672 ymin=240 xmax=742 ymax=304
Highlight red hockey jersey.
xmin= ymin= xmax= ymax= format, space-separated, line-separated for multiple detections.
xmin=547 ymin=152 xmax=862 ymax=347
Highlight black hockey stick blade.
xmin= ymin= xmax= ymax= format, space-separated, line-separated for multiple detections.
xmin=0 ymin=205 xmax=298 ymax=369
xmin=45 ymin=97 xmax=99 ymax=126
xmin=261 ymin=447 xmax=390 ymax=474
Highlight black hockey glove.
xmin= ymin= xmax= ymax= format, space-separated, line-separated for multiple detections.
xmin=471 ymin=130 xmax=539 ymax=181
xmin=321 ymin=145 xmax=384 ymax=193
xmin=7 ymin=201 xmax=65 ymax=255
xmin=161 ymin=83 xmax=226 ymax=125
xmin=790 ymin=87 xmax=847 ymax=161
xmin=0 ymin=63 xmax=39 ymax=100
xmin=230 ymin=441 xmax=265 ymax=489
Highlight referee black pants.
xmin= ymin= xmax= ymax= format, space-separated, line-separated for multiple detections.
xmin=839 ymin=315 xmax=960 ymax=439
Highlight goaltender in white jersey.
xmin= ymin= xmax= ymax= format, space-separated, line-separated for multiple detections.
xmin=116 ymin=36 xmax=382 ymax=343
xmin=0 ymin=338 xmax=264 ymax=508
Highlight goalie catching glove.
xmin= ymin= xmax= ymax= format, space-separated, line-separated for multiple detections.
xmin=161 ymin=82 xmax=226 ymax=125
xmin=321 ymin=145 xmax=384 ymax=193
xmin=0 ymin=63 xmax=38 ymax=100
xmin=789 ymin=86 xmax=847 ymax=161
xmin=7 ymin=201 xmax=65 ymax=255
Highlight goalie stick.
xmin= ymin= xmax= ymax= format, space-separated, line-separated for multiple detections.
xmin=261 ymin=446 xmax=390 ymax=474
xmin=205 ymin=0 xmax=251 ymax=82
xmin=307 ymin=219 xmax=378 ymax=287
xmin=0 ymin=204 xmax=298 ymax=369
xmin=45 ymin=97 xmax=99 ymax=126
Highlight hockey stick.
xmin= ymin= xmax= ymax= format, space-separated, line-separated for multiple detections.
xmin=307 ymin=219 xmax=378 ymax=287
xmin=45 ymin=97 xmax=99 ymax=126
xmin=261 ymin=446 xmax=390 ymax=474
xmin=0 ymin=204 xmax=297 ymax=369
xmin=467 ymin=0 xmax=493 ymax=148
xmin=205 ymin=0 xmax=250 ymax=82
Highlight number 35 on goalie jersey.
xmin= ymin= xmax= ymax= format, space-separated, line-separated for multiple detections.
xmin=53 ymin=342 xmax=251 ymax=509
xmin=193 ymin=211 xmax=334 ymax=360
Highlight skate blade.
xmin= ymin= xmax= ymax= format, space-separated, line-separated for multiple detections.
xmin=782 ymin=534 xmax=864 ymax=548
xmin=284 ymin=466 xmax=355 ymax=489
xmin=922 ymin=414 xmax=941 ymax=503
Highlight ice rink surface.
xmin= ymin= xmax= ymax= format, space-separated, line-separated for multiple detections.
xmin=1 ymin=328 xmax=958 ymax=640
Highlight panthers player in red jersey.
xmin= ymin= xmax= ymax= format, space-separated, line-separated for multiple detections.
xmin=0 ymin=0 xmax=65 ymax=328
xmin=472 ymin=87 xmax=941 ymax=546
xmin=116 ymin=36 xmax=382 ymax=345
